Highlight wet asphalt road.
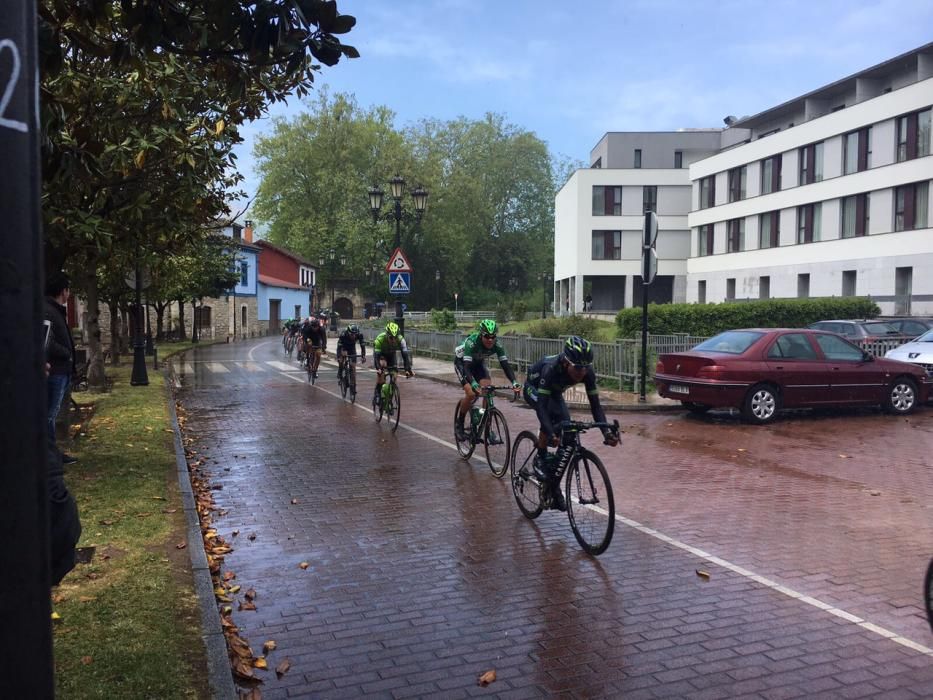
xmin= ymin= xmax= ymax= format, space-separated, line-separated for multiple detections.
xmin=173 ymin=337 xmax=933 ymax=699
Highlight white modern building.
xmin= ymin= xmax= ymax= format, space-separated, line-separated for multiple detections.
xmin=555 ymin=42 xmax=933 ymax=317
xmin=554 ymin=131 xmax=721 ymax=313
xmin=688 ymin=42 xmax=933 ymax=315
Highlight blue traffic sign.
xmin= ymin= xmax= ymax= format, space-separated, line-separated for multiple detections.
xmin=389 ymin=272 xmax=411 ymax=294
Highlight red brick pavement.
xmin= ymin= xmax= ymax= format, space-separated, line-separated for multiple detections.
xmin=173 ymin=339 xmax=933 ymax=698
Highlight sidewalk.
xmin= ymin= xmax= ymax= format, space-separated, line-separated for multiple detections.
xmin=409 ymin=352 xmax=681 ymax=411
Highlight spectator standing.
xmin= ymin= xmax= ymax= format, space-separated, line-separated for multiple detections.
xmin=45 ymin=271 xmax=76 ymax=463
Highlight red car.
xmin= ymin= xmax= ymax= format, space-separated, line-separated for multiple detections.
xmin=655 ymin=328 xmax=930 ymax=424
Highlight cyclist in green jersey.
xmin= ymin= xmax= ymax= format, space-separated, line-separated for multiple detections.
xmin=454 ymin=319 xmax=521 ymax=441
xmin=372 ymin=321 xmax=414 ymax=404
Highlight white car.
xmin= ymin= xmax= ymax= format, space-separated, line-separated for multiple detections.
xmin=885 ymin=329 xmax=933 ymax=378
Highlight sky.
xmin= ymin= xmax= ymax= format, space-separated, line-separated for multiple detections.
xmin=234 ymin=0 xmax=933 ymax=218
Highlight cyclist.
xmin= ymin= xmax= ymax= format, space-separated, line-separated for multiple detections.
xmin=454 ymin=319 xmax=521 ymax=442
xmin=336 ymin=324 xmax=367 ymax=384
xmin=282 ymin=318 xmax=301 ymax=354
xmin=372 ymin=321 xmax=413 ymax=406
xmin=523 ymin=336 xmax=619 ymax=510
xmin=301 ymin=316 xmax=328 ymax=379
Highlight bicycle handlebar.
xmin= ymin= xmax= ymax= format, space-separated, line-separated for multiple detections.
xmin=558 ymin=419 xmax=620 ymax=435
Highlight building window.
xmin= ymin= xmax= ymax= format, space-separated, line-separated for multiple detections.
xmin=728 ymin=166 xmax=746 ymax=202
xmin=697 ymin=224 xmax=714 ymax=256
xmin=634 ymin=149 xmax=642 ymax=168
xmin=799 ymin=142 xmax=823 ymax=185
xmin=841 ymin=193 xmax=870 ymax=238
xmin=844 ymin=127 xmax=872 ymax=174
xmin=759 ymin=211 xmax=779 ymax=248
xmin=727 ymin=218 xmax=744 ymax=252
xmin=759 ymin=276 xmax=770 ymax=300
xmin=698 ymin=280 xmax=706 ymax=304
xmin=592 ymin=157 xmax=602 ymax=169
xmin=294 ymin=305 xmax=301 ymax=318
xmin=797 ymin=203 xmax=822 ymax=243
xmin=592 ymin=186 xmax=622 ymax=216
xmin=642 ymin=185 xmax=657 ymax=213
xmin=896 ymin=109 xmax=932 ymax=162
xmin=760 ymin=154 xmax=782 ymax=194
xmin=674 ymin=150 xmax=683 ymax=168
xmin=195 ymin=305 xmax=212 ymax=328
xmin=239 ymin=261 xmax=249 ymax=287
xmin=842 ymin=270 xmax=857 ymax=297
xmin=698 ymin=176 xmax=715 ymax=209
xmin=591 ymin=230 xmax=621 ymax=260
xmin=797 ymin=274 xmax=810 ymax=298
xmin=894 ymin=181 xmax=930 ymax=231
xmin=232 ymin=226 xmax=242 ymax=241
xmin=726 ymin=278 xmax=736 ymax=300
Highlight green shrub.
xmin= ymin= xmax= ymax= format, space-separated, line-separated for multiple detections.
xmin=430 ymin=308 xmax=457 ymax=331
xmin=495 ymin=304 xmax=511 ymax=324
xmin=522 ymin=315 xmax=602 ymax=339
xmin=615 ymin=297 xmax=880 ymax=337
xmin=511 ymin=300 xmax=527 ymax=322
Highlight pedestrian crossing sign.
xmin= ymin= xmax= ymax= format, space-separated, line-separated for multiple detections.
xmin=389 ymin=271 xmax=411 ymax=294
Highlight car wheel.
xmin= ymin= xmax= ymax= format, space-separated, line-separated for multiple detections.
xmin=683 ymin=401 xmax=710 ymax=414
xmin=884 ymin=377 xmax=917 ymax=415
xmin=742 ymin=384 xmax=780 ymax=424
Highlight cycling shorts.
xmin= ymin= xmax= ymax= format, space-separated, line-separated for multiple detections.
xmin=454 ymin=358 xmax=489 ymax=386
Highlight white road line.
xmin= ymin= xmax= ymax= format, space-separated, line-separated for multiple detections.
xmin=248 ymin=341 xmax=275 ymax=363
xmin=235 ymin=362 xmax=266 ymax=372
xmin=265 ymin=360 xmax=302 ymax=372
xmin=205 ymin=362 xmax=230 ymax=373
xmin=182 ymin=362 xmax=195 ymax=374
xmin=273 ymin=364 xmax=933 ymax=658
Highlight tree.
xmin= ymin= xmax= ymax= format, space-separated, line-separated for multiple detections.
xmin=38 ymin=1 xmax=357 ymax=387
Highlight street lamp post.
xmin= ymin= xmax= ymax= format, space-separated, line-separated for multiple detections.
xmin=368 ymin=176 xmax=428 ymax=335
xmin=130 ymin=242 xmax=149 ymax=386
xmin=319 ymin=249 xmax=347 ymax=332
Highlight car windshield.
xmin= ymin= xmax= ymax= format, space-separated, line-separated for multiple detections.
xmin=692 ymin=331 xmax=763 ymax=354
xmin=862 ymin=322 xmax=899 ymax=335
xmin=914 ymin=330 xmax=933 ymax=342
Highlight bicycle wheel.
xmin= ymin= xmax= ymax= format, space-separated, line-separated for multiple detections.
xmin=388 ymin=381 xmax=401 ymax=432
xmin=349 ymin=365 xmax=357 ymax=404
xmin=306 ymin=356 xmax=313 ymax=383
xmin=566 ymin=450 xmax=615 ymax=556
xmin=453 ymin=402 xmax=476 ymax=458
xmin=510 ymin=431 xmax=543 ymax=519
xmin=372 ymin=387 xmax=384 ymax=423
xmin=338 ymin=364 xmax=348 ymax=399
xmin=484 ymin=408 xmax=510 ymax=478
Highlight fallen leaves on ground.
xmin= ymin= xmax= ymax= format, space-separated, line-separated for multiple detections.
xmin=298 ymin=562 xmax=309 ymax=570
xmin=262 ymin=640 xmax=276 ymax=654
xmin=175 ymin=542 xmax=187 ymax=550
xmin=477 ymin=670 xmax=496 ymax=686
xmin=81 ymin=656 xmax=93 ymax=665
xmin=275 ymin=659 xmax=291 ymax=678
xmin=238 ymin=601 xmax=257 ymax=612
xmin=695 ymin=569 xmax=711 ymax=580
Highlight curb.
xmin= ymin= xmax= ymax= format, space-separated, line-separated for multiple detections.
xmin=163 ymin=364 xmax=237 ymax=700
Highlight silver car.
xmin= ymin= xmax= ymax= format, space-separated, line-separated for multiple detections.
xmin=885 ymin=329 xmax=933 ymax=378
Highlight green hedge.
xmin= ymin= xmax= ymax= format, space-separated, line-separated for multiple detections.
xmin=616 ymin=297 xmax=880 ymax=337
xmin=515 ymin=315 xmax=603 ymax=339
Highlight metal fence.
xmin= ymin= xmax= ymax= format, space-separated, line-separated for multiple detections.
xmin=400 ymin=310 xmax=497 ymax=322
xmin=361 ymin=328 xmax=915 ymax=390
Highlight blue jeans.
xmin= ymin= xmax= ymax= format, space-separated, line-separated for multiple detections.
xmin=47 ymin=373 xmax=70 ymax=444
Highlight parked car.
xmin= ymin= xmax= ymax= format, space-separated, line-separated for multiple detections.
xmin=878 ymin=317 xmax=933 ymax=338
xmin=884 ymin=329 xmax=933 ymax=377
xmin=807 ymin=319 xmax=904 ymax=342
xmin=655 ymin=328 xmax=930 ymax=424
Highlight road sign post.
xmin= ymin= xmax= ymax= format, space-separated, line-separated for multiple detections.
xmin=385 ymin=248 xmax=413 ymax=333
xmin=640 ymin=211 xmax=658 ymax=403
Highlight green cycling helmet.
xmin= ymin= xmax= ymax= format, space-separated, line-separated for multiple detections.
xmin=385 ymin=321 xmax=400 ymax=337
xmin=478 ymin=319 xmax=498 ymax=336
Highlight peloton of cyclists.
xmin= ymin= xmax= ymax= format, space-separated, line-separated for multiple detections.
xmin=371 ymin=321 xmax=413 ymax=406
xmin=453 ymin=319 xmax=521 ymax=442
xmin=523 ymin=336 xmax=619 ymax=510
xmin=301 ymin=316 xmax=328 ymax=379
xmin=336 ymin=324 xmax=367 ymax=384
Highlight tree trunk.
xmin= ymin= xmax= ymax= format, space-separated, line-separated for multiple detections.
xmin=120 ymin=306 xmax=131 ymax=355
xmin=108 ymin=301 xmax=121 ymax=366
xmin=84 ymin=276 xmax=107 ymax=392
xmin=154 ymin=301 xmax=167 ymax=339
xmin=192 ymin=300 xmax=199 ymax=343
xmin=177 ymin=299 xmax=187 ymax=341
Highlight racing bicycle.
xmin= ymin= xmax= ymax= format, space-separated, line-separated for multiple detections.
xmin=510 ymin=419 xmax=620 ymax=556
xmin=373 ymin=366 xmax=409 ymax=432
xmin=305 ymin=345 xmax=323 ymax=384
xmin=453 ymin=385 xmax=516 ymax=478
xmin=337 ymin=353 xmax=364 ymax=403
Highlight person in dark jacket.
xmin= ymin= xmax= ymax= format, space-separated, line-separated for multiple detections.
xmin=45 ymin=271 xmax=76 ymax=462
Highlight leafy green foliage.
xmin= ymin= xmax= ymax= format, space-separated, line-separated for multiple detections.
xmin=429 ymin=308 xmax=457 ymax=331
xmin=616 ymin=297 xmax=881 ymax=337
xmin=519 ymin=316 xmax=604 ymax=340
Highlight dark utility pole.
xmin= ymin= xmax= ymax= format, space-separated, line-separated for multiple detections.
xmin=0 ymin=2 xmax=56 ymax=696
xmin=130 ymin=243 xmax=149 ymax=385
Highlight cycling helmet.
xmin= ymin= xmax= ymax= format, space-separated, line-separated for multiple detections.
xmin=562 ymin=336 xmax=593 ymax=366
xmin=385 ymin=321 xmax=400 ymax=337
xmin=310 ymin=317 xmax=321 ymax=327
xmin=478 ymin=319 xmax=498 ymax=336
xmin=347 ymin=324 xmax=360 ymax=335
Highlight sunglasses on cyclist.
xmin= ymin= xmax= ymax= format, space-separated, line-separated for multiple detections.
xmin=481 ymin=333 xmax=496 ymax=340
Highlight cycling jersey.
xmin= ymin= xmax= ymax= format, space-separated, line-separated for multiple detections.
xmin=337 ymin=330 xmax=366 ymax=359
xmin=524 ymin=354 xmax=607 ymax=439
xmin=301 ymin=323 xmax=328 ymax=350
xmin=453 ymin=332 xmax=516 ymax=386
xmin=373 ymin=331 xmax=412 ymax=372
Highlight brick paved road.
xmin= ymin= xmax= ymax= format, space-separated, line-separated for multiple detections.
xmin=174 ymin=338 xmax=933 ymax=698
